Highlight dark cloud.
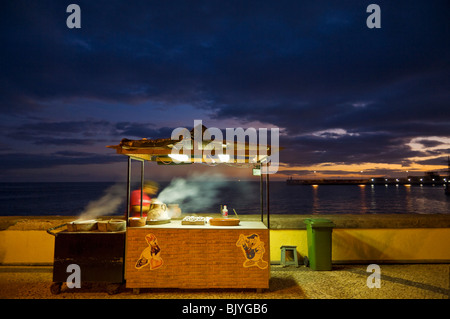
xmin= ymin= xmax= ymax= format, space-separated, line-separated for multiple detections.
xmin=415 ymin=139 xmax=447 ymax=149
xmin=3 ymin=1 xmax=448 ymax=116
xmin=33 ymin=137 xmax=97 ymax=146
xmin=6 ymin=120 xmax=177 ymax=145
xmin=6 ymin=120 xmax=112 ymax=145
xmin=0 ymin=151 xmax=123 ymax=171
xmin=1 ymin=1 xmax=449 ymax=179
xmin=280 ymin=132 xmax=427 ymax=166
xmin=416 ymin=154 xmax=450 ymax=166
xmin=114 ymin=123 xmax=175 ymax=140
xmin=17 ymin=120 xmax=110 ymax=135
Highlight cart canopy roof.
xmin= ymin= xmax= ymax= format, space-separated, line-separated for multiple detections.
xmin=107 ymin=124 xmax=281 ymax=167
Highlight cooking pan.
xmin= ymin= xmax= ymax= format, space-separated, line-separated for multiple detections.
xmin=70 ymin=219 xmax=98 ymax=232
xmin=107 ymin=219 xmax=126 ymax=232
xmin=209 ymin=218 xmax=240 ymax=226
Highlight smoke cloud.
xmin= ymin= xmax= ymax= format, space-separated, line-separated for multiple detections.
xmin=157 ymin=173 xmax=229 ymax=214
xmin=77 ymin=183 xmax=125 ymax=220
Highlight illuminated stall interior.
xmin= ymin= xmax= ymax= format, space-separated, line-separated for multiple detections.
xmin=107 ymin=125 xmax=280 ymax=292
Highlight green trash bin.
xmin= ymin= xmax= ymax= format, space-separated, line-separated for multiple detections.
xmin=304 ymin=218 xmax=335 ymax=271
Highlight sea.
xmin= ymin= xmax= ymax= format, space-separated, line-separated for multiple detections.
xmin=0 ymin=181 xmax=449 ymax=217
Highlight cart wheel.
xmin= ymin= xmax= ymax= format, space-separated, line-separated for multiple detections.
xmin=303 ymin=256 xmax=309 ymax=267
xmin=106 ymin=283 xmax=121 ymax=295
xmin=50 ymin=282 xmax=62 ymax=295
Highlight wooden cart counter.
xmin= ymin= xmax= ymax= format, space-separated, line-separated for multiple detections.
xmin=125 ymin=221 xmax=269 ymax=290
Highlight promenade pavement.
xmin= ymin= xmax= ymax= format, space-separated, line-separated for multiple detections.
xmin=0 ymin=263 xmax=448 ymax=299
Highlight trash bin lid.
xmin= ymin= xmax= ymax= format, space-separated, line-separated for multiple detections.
xmin=303 ymin=218 xmax=335 ymax=228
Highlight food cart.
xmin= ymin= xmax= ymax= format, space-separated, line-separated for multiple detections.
xmin=107 ymin=125 xmax=276 ymax=293
xmin=47 ymin=221 xmax=126 ymax=295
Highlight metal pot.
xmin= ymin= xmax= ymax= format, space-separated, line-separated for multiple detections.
xmin=148 ymin=200 xmax=168 ymax=220
xmin=97 ymin=220 xmax=109 ymax=232
xmin=69 ymin=219 xmax=98 ymax=232
xmin=129 ymin=217 xmax=146 ymax=227
xmin=66 ymin=222 xmax=77 ymax=232
xmin=107 ymin=219 xmax=126 ymax=232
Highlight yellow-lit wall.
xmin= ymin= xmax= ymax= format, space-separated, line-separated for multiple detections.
xmin=0 ymin=231 xmax=55 ymax=265
xmin=270 ymin=228 xmax=450 ymax=263
xmin=1 ymin=228 xmax=450 ymax=265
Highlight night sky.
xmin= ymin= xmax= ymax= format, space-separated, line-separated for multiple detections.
xmin=1 ymin=1 xmax=449 ymax=182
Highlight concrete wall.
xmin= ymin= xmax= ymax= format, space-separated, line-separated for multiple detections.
xmin=1 ymin=227 xmax=450 ymax=265
xmin=270 ymin=228 xmax=450 ymax=263
xmin=0 ymin=230 xmax=55 ymax=265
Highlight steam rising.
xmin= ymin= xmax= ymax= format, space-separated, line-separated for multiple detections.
xmin=157 ymin=173 xmax=228 ymax=214
xmin=76 ymin=173 xmax=250 ymax=221
xmin=77 ymin=183 xmax=124 ymax=221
